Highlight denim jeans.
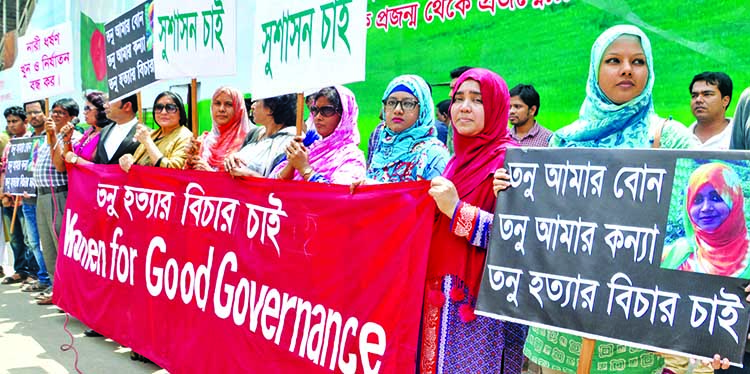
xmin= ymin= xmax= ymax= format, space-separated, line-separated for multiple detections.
xmin=22 ymin=202 xmax=50 ymax=286
xmin=1 ymin=205 xmax=38 ymax=278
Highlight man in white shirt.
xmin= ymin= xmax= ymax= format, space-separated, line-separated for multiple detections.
xmin=689 ymin=71 xmax=733 ymax=149
xmin=93 ymin=93 xmax=140 ymax=164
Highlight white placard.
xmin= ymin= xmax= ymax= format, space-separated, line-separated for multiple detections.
xmin=16 ymin=23 xmax=75 ymax=101
xmin=251 ymin=0 xmax=367 ymax=99
xmin=0 ymin=69 xmax=21 ymax=106
xmin=153 ymin=0 xmax=237 ymax=79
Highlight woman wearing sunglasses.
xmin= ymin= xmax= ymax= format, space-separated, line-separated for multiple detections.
xmin=271 ymin=86 xmax=366 ymax=184
xmin=118 ymin=91 xmax=193 ymax=172
xmin=366 ymin=75 xmax=449 ymax=183
xmin=60 ymin=91 xmax=113 ymax=165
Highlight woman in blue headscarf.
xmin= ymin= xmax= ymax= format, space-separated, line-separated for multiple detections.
xmin=367 ymin=74 xmax=449 ymax=182
xmin=523 ymin=25 xmax=698 ymax=374
xmin=551 ymin=25 xmax=695 ymax=150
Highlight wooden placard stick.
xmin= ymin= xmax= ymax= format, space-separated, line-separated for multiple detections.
xmin=577 ymin=337 xmax=596 ymax=374
xmin=295 ymin=93 xmax=304 ymax=137
xmin=191 ymin=78 xmax=198 ymax=136
xmin=10 ymin=196 xmax=20 ymax=234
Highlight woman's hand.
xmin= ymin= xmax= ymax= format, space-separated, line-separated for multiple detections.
xmin=223 ymin=153 xmax=246 ymax=172
xmin=493 ymin=168 xmax=511 ymax=196
xmin=350 ymin=179 xmax=367 ymax=194
xmin=190 ymin=157 xmax=212 ymax=171
xmin=60 ymin=123 xmax=75 ymax=143
xmin=119 ymin=154 xmax=135 ymax=173
xmin=133 ymin=124 xmax=152 ymax=144
xmin=286 ymin=139 xmax=310 ymax=171
xmin=64 ymin=151 xmax=78 ymax=164
xmin=429 ymin=176 xmax=460 ymax=217
xmin=228 ymin=166 xmax=261 ymax=178
xmin=702 ymin=354 xmax=731 ymax=370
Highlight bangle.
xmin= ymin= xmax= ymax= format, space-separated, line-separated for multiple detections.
xmin=302 ymin=167 xmax=314 ymax=179
xmin=70 ymin=154 xmax=79 ymax=164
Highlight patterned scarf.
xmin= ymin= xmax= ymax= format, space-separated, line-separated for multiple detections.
xmin=552 ymin=25 xmax=656 ymax=148
xmin=368 ymin=75 xmax=445 ymax=182
xmin=273 ymin=86 xmax=365 ymax=184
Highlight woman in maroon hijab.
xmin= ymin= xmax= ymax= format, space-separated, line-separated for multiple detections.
xmin=423 ymin=68 xmax=526 ymax=373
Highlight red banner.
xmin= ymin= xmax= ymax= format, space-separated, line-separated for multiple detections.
xmin=54 ymin=164 xmax=434 ymax=373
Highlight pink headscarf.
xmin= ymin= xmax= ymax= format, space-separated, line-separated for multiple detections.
xmin=443 ymin=68 xmax=518 ymax=206
xmin=682 ymin=163 xmax=749 ymax=276
xmin=273 ymin=86 xmax=365 ymax=184
xmin=201 ymin=86 xmax=251 ymax=171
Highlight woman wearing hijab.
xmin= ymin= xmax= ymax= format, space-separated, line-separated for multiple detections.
xmin=523 ymin=25 xmax=699 ymax=374
xmin=662 ymin=162 xmax=749 ymax=278
xmin=367 ymin=74 xmax=449 ymax=182
xmin=425 ymin=68 xmax=526 ymax=373
xmin=186 ymin=86 xmax=250 ymax=172
xmin=272 ymin=86 xmax=366 ymax=184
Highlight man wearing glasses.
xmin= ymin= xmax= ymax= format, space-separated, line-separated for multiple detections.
xmin=31 ymin=98 xmax=81 ymax=305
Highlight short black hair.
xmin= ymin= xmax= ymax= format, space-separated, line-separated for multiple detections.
xmin=263 ymin=93 xmax=297 ymax=128
xmin=690 ymin=71 xmax=733 ymax=107
xmin=153 ymin=91 xmax=188 ymax=127
xmin=437 ymin=99 xmax=451 ymax=116
xmin=4 ymin=106 xmax=26 ymax=121
xmin=509 ymin=84 xmax=541 ymax=116
xmin=52 ymin=98 xmax=80 ymax=117
xmin=119 ymin=93 xmax=139 ymax=113
xmin=23 ymin=99 xmax=46 ymax=115
xmin=450 ymin=66 xmax=473 ymax=79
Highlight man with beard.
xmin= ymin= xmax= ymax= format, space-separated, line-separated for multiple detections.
xmin=508 ymin=84 xmax=552 ymax=147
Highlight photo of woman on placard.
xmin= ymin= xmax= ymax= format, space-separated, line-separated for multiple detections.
xmin=661 ymin=162 xmax=750 ymax=278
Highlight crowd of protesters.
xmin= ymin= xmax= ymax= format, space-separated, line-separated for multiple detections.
xmin=1 ymin=24 xmax=749 ymax=373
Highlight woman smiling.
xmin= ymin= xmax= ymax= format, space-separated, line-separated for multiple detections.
xmin=662 ymin=162 xmax=750 ymax=277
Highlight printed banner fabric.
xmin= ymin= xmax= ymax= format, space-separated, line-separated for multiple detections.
xmin=54 ymin=164 xmax=433 ymax=373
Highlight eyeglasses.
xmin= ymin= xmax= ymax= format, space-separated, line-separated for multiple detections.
xmin=51 ymin=110 xmax=69 ymax=116
xmin=383 ymin=99 xmax=419 ymax=112
xmin=310 ymin=105 xmax=339 ymax=117
xmin=154 ymin=103 xmax=179 ymax=113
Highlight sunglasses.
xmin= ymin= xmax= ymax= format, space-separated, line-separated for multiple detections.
xmin=154 ymin=103 xmax=179 ymax=113
xmin=310 ymin=105 xmax=340 ymax=117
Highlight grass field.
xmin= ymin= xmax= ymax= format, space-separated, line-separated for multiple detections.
xmin=348 ymin=0 xmax=750 ymax=151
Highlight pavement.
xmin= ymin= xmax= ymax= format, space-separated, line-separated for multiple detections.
xmin=0 ymin=264 xmax=168 ymax=374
